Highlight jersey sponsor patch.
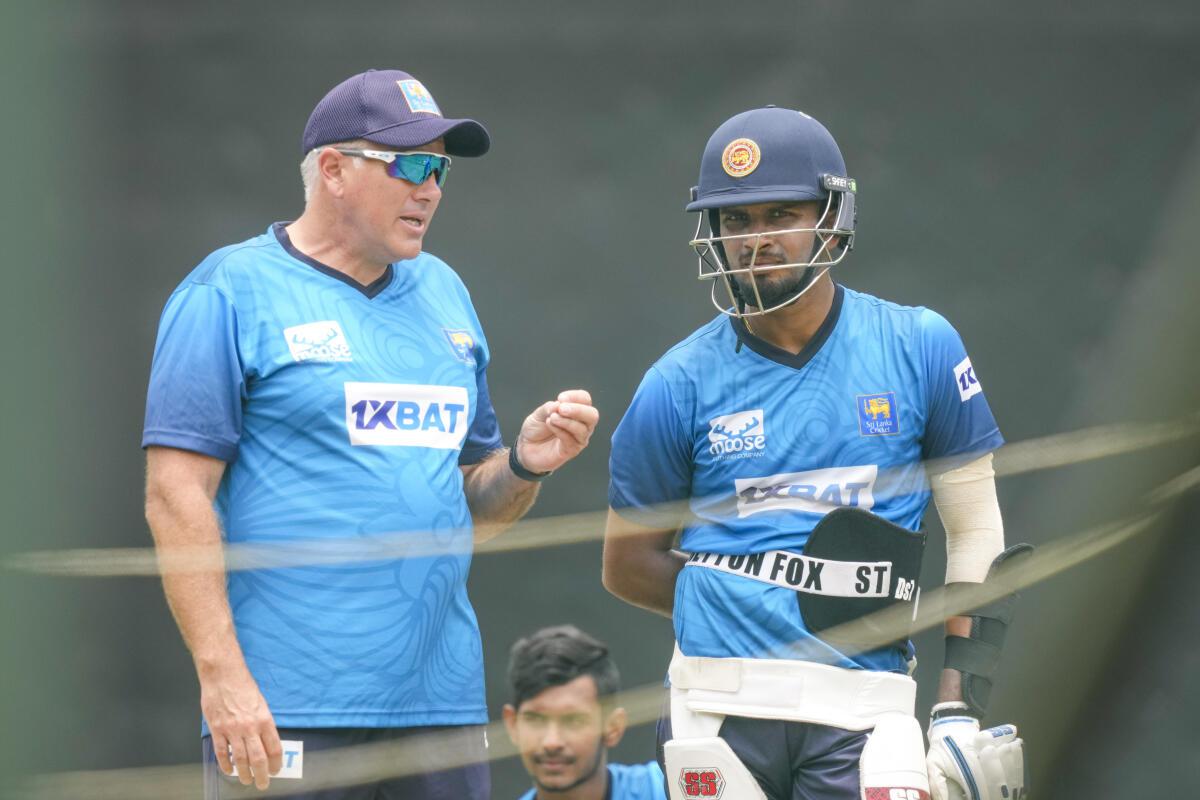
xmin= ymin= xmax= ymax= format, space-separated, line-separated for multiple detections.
xmin=283 ymin=320 xmax=353 ymax=362
xmin=442 ymin=328 xmax=477 ymax=364
xmin=707 ymin=408 xmax=766 ymax=460
xmin=344 ymin=382 xmax=469 ymax=448
xmin=397 ymin=79 xmax=441 ymax=115
xmin=230 ymin=739 xmax=304 ymax=779
xmin=734 ymin=465 xmax=877 ymax=518
xmin=857 ymin=391 xmax=899 ymax=436
xmin=954 ymin=356 xmax=982 ymax=401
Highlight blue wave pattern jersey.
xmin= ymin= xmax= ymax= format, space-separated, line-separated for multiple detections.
xmin=143 ymin=224 xmax=504 ymax=729
xmin=609 ymin=286 xmax=1003 ymax=672
xmin=517 ymin=761 xmax=667 ymax=800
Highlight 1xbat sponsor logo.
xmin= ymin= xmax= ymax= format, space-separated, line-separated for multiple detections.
xmin=678 ymin=767 xmax=725 ymax=798
xmin=344 ymin=382 xmax=469 ymax=449
xmin=954 ymin=356 xmax=982 ymax=401
xmin=230 ymin=740 xmax=304 ymax=780
xmin=708 ymin=409 xmax=766 ymax=460
xmin=734 ymin=465 xmax=877 ymax=517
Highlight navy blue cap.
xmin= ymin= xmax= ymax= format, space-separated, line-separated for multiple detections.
xmin=302 ymin=69 xmax=490 ymax=157
xmin=687 ymin=107 xmax=846 ymax=211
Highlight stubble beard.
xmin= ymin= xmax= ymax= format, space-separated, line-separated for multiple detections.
xmin=732 ymin=266 xmax=818 ymax=311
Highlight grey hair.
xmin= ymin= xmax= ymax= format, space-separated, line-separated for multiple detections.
xmin=300 ymin=140 xmax=368 ymax=202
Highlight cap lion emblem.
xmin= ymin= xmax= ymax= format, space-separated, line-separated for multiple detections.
xmin=397 ymin=79 xmax=441 ymax=116
xmin=722 ymin=138 xmax=760 ymax=178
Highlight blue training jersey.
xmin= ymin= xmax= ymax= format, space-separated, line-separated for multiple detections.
xmin=608 ymin=285 xmax=1003 ymax=672
xmin=517 ymin=761 xmax=667 ymax=800
xmin=143 ymin=223 xmax=503 ymax=729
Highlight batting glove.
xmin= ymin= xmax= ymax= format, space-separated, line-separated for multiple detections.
xmin=926 ymin=702 xmax=1026 ymax=800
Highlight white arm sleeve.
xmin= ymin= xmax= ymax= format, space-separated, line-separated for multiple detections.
xmin=930 ymin=452 xmax=1004 ymax=584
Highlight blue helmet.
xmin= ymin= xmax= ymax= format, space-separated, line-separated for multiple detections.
xmin=687 ymin=107 xmax=857 ymax=317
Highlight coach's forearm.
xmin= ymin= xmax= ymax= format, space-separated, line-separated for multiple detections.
xmin=461 ymin=448 xmax=540 ymax=543
xmin=145 ymin=483 xmax=248 ymax=676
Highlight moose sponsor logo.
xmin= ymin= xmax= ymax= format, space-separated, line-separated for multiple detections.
xmin=707 ymin=409 xmax=766 ymax=460
xmin=283 ymin=321 xmax=353 ymax=363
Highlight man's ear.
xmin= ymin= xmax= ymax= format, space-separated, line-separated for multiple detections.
xmin=602 ymin=706 xmax=628 ymax=748
xmin=317 ymin=147 xmax=350 ymax=198
xmin=502 ymin=704 xmax=520 ymax=746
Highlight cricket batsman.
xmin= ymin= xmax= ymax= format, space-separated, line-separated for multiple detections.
xmin=603 ymin=106 xmax=1028 ymax=800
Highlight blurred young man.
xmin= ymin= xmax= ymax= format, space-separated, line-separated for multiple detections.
xmin=504 ymin=626 xmax=666 ymax=800
xmin=142 ymin=69 xmax=598 ymax=799
xmin=604 ymin=107 xmax=1027 ymax=800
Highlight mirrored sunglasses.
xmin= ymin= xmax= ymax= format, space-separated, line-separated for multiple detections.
xmin=334 ymin=148 xmax=452 ymax=187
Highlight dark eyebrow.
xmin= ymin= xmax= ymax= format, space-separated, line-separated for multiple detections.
xmin=722 ymin=203 xmax=805 ymax=215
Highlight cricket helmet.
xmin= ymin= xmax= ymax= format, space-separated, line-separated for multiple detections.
xmin=687 ymin=106 xmax=857 ymax=317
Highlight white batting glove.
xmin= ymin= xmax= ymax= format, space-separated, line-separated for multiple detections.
xmin=926 ymin=703 xmax=1026 ymax=800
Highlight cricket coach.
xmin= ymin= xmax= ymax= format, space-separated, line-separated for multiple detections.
xmin=142 ymin=68 xmax=598 ymax=799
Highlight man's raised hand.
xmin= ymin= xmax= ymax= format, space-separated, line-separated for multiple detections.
xmin=515 ymin=389 xmax=600 ymax=475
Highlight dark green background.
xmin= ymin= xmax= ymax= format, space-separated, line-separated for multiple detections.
xmin=2 ymin=2 xmax=1199 ymax=797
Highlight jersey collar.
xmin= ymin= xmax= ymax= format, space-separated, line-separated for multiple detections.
xmin=272 ymin=222 xmax=394 ymax=299
xmin=730 ymin=283 xmax=845 ymax=371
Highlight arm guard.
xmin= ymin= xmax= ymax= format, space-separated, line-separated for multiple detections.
xmin=943 ymin=543 xmax=1034 ymax=719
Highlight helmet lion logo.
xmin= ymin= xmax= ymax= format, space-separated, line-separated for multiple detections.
xmin=721 ymin=138 xmax=760 ymax=178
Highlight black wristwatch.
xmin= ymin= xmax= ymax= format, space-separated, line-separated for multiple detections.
xmin=508 ymin=443 xmax=551 ymax=482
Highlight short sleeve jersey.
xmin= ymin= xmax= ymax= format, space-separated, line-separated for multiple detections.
xmin=608 ymin=286 xmax=1003 ymax=672
xmin=517 ymin=761 xmax=667 ymax=800
xmin=143 ymin=224 xmax=503 ymax=729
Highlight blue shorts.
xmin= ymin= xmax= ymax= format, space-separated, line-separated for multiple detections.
xmin=202 ymin=726 xmax=490 ymax=800
xmin=657 ymin=712 xmax=867 ymax=800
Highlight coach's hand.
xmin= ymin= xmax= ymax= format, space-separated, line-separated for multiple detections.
xmin=516 ymin=389 xmax=600 ymax=474
xmin=201 ymin=662 xmax=283 ymax=790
